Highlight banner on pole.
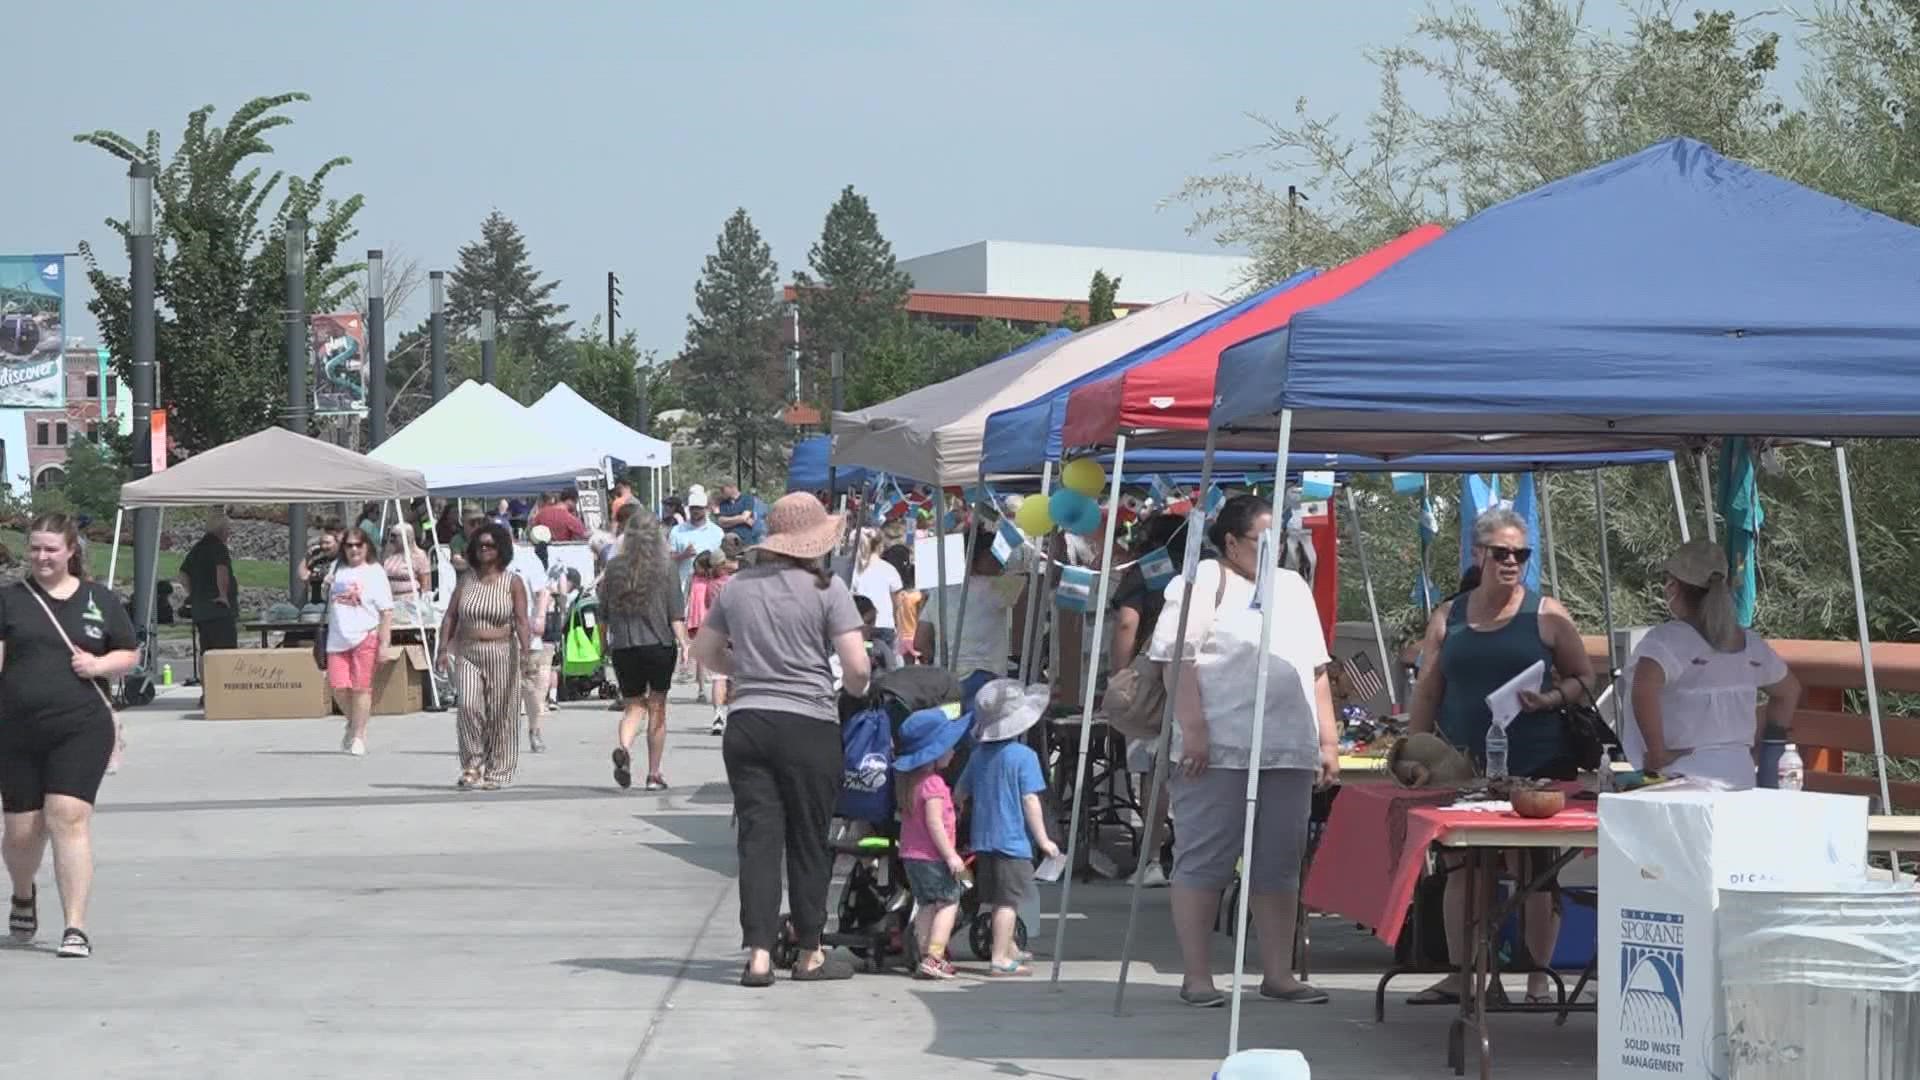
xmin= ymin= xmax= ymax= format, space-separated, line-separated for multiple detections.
xmin=310 ymin=312 xmax=368 ymax=416
xmin=0 ymin=255 xmax=66 ymax=407
xmin=150 ymin=408 xmax=168 ymax=471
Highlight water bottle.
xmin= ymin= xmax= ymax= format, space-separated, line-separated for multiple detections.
xmin=161 ymin=663 xmax=173 ymax=687
xmin=1485 ymin=725 xmax=1510 ymax=780
xmin=1776 ymin=742 xmax=1804 ymax=791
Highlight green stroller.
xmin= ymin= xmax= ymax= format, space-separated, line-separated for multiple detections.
xmin=557 ymin=590 xmax=613 ymax=701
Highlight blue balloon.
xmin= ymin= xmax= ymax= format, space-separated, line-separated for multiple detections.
xmin=1069 ymin=498 xmax=1104 ymax=536
xmin=1048 ymin=488 xmax=1093 ymax=533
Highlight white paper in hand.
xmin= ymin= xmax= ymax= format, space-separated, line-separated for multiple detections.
xmin=1034 ymin=853 xmax=1068 ymax=883
xmin=1484 ymin=659 xmax=1545 ymax=732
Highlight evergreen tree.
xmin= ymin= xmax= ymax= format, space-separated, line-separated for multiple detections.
xmin=446 ymin=211 xmax=572 ymax=383
xmin=791 ymin=185 xmax=912 ymax=402
xmin=679 ymin=209 xmax=789 ymax=485
xmin=1088 ymin=270 xmax=1123 ymax=324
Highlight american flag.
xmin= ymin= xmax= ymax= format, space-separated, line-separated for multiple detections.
xmin=1340 ymin=652 xmax=1386 ymax=704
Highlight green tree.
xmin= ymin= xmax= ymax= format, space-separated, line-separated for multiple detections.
xmin=679 ymin=208 xmax=789 ymax=485
xmin=446 ymin=211 xmax=573 ymax=378
xmin=60 ymin=437 xmax=127 ymax=524
xmin=791 ymin=186 xmax=913 ymax=401
xmin=1087 ymin=269 xmax=1123 ymax=325
xmin=75 ymin=93 xmax=364 ymax=453
xmin=563 ymin=320 xmax=654 ymax=429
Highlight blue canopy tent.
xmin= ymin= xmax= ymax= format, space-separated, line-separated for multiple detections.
xmin=1194 ymin=138 xmax=1920 ymax=998
xmin=785 ymin=435 xmax=875 ymax=494
xmin=978 ymin=269 xmax=1319 ymax=476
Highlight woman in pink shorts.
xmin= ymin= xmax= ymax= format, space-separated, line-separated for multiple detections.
xmin=325 ymin=527 xmax=394 ymax=756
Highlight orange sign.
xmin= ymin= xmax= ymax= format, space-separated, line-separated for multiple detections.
xmin=150 ymin=408 xmax=168 ymax=471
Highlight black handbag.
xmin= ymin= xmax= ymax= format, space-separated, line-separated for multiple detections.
xmin=1561 ymin=680 xmax=1621 ymax=771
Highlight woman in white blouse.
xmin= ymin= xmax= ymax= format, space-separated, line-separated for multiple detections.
xmin=1148 ymin=494 xmax=1338 ymax=1007
xmin=1624 ymin=539 xmax=1800 ymax=788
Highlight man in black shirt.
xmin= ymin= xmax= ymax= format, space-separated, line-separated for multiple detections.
xmin=179 ymin=511 xmax=238 ymax=685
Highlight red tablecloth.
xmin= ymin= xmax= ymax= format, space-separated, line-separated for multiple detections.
xmin=1303 ymin=782 xmax=1598 ymax=945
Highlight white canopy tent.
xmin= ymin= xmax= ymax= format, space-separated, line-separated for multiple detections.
xmin=529 ymin=383 xmax=671 ymax=468
xmin=370 ymin=381 xmax=601 ymax=496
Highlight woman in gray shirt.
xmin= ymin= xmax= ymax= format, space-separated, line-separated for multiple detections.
xmin=600 ymin=509 xmax=688 ymax=792
xmin=691 ymin=493 xmax=870 ymax=987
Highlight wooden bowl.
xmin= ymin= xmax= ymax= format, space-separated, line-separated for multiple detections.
xmin=1511 ymin=788 xmax=1567 ymax=819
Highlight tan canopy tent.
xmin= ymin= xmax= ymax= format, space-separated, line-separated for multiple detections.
xmin=119 ymin=427 xmax=428 ymax=507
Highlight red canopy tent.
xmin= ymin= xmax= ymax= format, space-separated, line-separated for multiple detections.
xmin=1058 ymin=224 xmax=1446 ymax=448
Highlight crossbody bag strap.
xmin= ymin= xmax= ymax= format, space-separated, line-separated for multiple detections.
xmin=22 ymin=583 xmax=117 ymax=714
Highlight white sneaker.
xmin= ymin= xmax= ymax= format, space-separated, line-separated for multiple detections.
xmin=347 ymin=738 xmax=367 ymax=757
xmin=1140 ymin=861 xmax=1171 ymax=889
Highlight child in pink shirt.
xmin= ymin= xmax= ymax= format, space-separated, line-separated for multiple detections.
xmin=893 ymin=705 xmax=970 ymax=980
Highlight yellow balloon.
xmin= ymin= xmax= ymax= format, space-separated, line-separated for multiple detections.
xmin=1061 ymin=457 xmax=1107 ymax=497
xmin=1014 ymin=493 xmax=1055 ymax=535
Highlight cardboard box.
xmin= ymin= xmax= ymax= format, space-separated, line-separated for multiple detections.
xmin=371 ymin=644 xmax=431 ymax=715
xmin=1597 ymin=787 xmax=1868 ymax=1079
xmin=203 ymin=648 xmax=331 ymax=721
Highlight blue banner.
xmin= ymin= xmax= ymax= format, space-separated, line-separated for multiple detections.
xmin=0 ymin=255 xmax=66 ymax=407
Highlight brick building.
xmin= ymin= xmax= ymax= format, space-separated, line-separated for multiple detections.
xmin=11 ymin=346 xmax=121 ymax=489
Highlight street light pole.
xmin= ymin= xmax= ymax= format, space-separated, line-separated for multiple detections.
xmin=826 ymin=349 xmax=843 ymax=500
xmin=285 ymin=213 xmax=309 ymax=604
xmin=428 ymin=271 xmax=447 ymax=402
xmin=480 ymin=308 xmax=497 ymax=385
xmin=366 ymin=249 xmax=386 ymax=446
xmin=128 ymin=162 xmax=159 ymax=645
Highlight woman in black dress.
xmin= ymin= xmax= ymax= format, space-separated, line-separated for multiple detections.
xmin=1 ymin=513 xmax=139 ymax=958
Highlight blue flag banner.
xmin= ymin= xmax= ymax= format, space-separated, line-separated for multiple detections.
xmin=1459 ymin=474 xmax=1501 ymax=576
xmin=990 ymin=518 xmax=1025 ymax=566
xmin=1203 ymin=483 xmax=1227 ymax=514
xmin=1056 ymin=565 xmax=1096 ymax=612
xmin=1391 ymin=471 xmax=1425 ymax=495
xmin=1138 ymin=546 xmax=1175 ymax=590
xmin=1717 ymin=437 xmax=1763 ymax=627
xmin=1300 ymin=471 xmax=1335 ymax=500
xmin=1508 ymin=472 xmax=1541 ymax=591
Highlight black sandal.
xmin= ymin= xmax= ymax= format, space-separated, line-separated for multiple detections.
xmin=8 ymin=889 xmax=33 ymax=944
xmin=740 ymin=963 xmax=775 ymax=988
xmin=611 ymin=747 xmax=633 ymax=789
xmin=791 ymin=953 xmax=855 ymax=981
xmin=57 ymin=927 xmax=90 ymax=958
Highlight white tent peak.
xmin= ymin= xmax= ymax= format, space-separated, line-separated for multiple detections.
xmin=529 ymin=383 xmax=671 ymax=468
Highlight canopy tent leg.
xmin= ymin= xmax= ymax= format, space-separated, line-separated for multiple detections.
xmin=1017 ymin=464 xmax=1054 ymax=685
xmin=1115 ymin=426 xmax=1217 ymax=1016
xmin=1835 ymin=448 xmax=1898 ymax=847
xmin=1538 ymin=472 xmax=1562 ymax=600
xmin=841 ymin=476 xmax=878 ymax=587
xmin=1050 ymin=439 xmax=1128 ymax=986
xmin=1342 ymin=484 xmax=1398 ymax=712
xmin=106 ymin=507 xmax=126 ymax=593
xmin=394 ymin=499 xmax=441 ymax=711
xmin=1226 ymin=412 xmax=1295 ymax=1055
xmin=951 ymin=495 xmax=978 ymax=676
xmin=1666 ymin=459 xmax=1691 ymax=543
xmin=1697 ymin=448 xmax=1717 ymax=543
xmin=933 ymin=501 xmax=952 ymax=670
xmin=1593 ymin=472 xmax=1620 ymax=692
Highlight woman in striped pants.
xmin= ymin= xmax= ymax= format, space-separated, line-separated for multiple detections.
xmin=435 ymin=521 xmax=533 ymax=790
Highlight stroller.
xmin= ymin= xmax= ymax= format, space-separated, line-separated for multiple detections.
xmin=556 ymin=588 xmax=613 ymax=701
xmin=772 ymin=667 xmax=967 ymax=974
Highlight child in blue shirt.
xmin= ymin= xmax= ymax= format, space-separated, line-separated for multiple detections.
xmin=954 ymin=679 xmax=1060 ymax=976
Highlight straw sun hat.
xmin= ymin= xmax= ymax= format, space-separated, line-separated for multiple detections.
xmin=755 ymin=492 xmax=843 ymax=561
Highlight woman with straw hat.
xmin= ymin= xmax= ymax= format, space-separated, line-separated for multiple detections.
xmin=1622 ymin=538 xmax=1801 ymax=788
xmin=690 ymin=493 xmax=871 ymax=987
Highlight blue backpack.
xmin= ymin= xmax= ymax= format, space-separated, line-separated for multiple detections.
xmin=837 ymin=704 xmax=895 ymax=822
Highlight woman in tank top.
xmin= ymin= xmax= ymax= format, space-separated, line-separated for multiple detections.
xmin=1404 ymin=506 xmax=1594 ymax=1006
xmin=435 ymin=521 xmax=532 ymax=790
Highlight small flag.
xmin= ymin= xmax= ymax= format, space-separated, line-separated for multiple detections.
xmin=1202 ymin=483 xmax=1227 ymax=514
xmin=1182 ymin=509 xmax=1206 ymax=581
xmin=1149 ymin=474 xmax=1179 ymax=505
xmin=1138 ymin=546 xmax=1175 ymax=590
xmin=1249 ymin=528 xmax=1273 ymax=610
xmin=990 ymin=518 xmax=1025 ymax=566
xmin=1300 ymin=471 xmax=1334 ymax=500
xmin=1391 ymin=472 xmax=1424 ymax=495
xmin=1056 ymin=565 xmax=1096 ymax=612
xmin=1340 ymin=652 xmax=1387 ymax=703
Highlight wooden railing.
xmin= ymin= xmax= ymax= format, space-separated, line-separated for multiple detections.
xmin=1581 ymin=635 xmax=1920 ymax=810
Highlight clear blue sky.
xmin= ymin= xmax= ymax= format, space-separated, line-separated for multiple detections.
xmin=22 ymin=0 xmax=1793 ymax=361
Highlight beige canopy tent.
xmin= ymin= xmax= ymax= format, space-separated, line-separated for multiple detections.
xmin=828 ymin=291 xmax=1225 ymax=487
xmin=119 ymin=427 xmax=428 ymax=507
xmin=110 ymin=426 xmax=436 ymax=708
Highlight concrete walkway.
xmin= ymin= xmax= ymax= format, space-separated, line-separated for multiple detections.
xmin=3 ymin=690 xmax=1598 ymax=1078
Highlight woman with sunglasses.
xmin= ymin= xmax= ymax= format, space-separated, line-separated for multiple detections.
xmin=325 ymin=527 xmax=394 ymax=757
xmin=435 ymin=522 xmax=533 ymax=790
xmin=1405 ymin=506 xmax=1594 ymax=1007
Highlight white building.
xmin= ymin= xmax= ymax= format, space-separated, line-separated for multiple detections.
xmin=898 ymin=240 xmax=1253 ymax=307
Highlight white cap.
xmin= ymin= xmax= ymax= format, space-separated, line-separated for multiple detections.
xmin=687 ymin=484 xmax=709 ymax=508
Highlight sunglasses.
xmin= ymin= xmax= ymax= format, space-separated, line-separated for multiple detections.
xmin=1483 ymin=544 xmax=1533 ymax=566
xmin=474 ymin=540 xmax=498 ymax=549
